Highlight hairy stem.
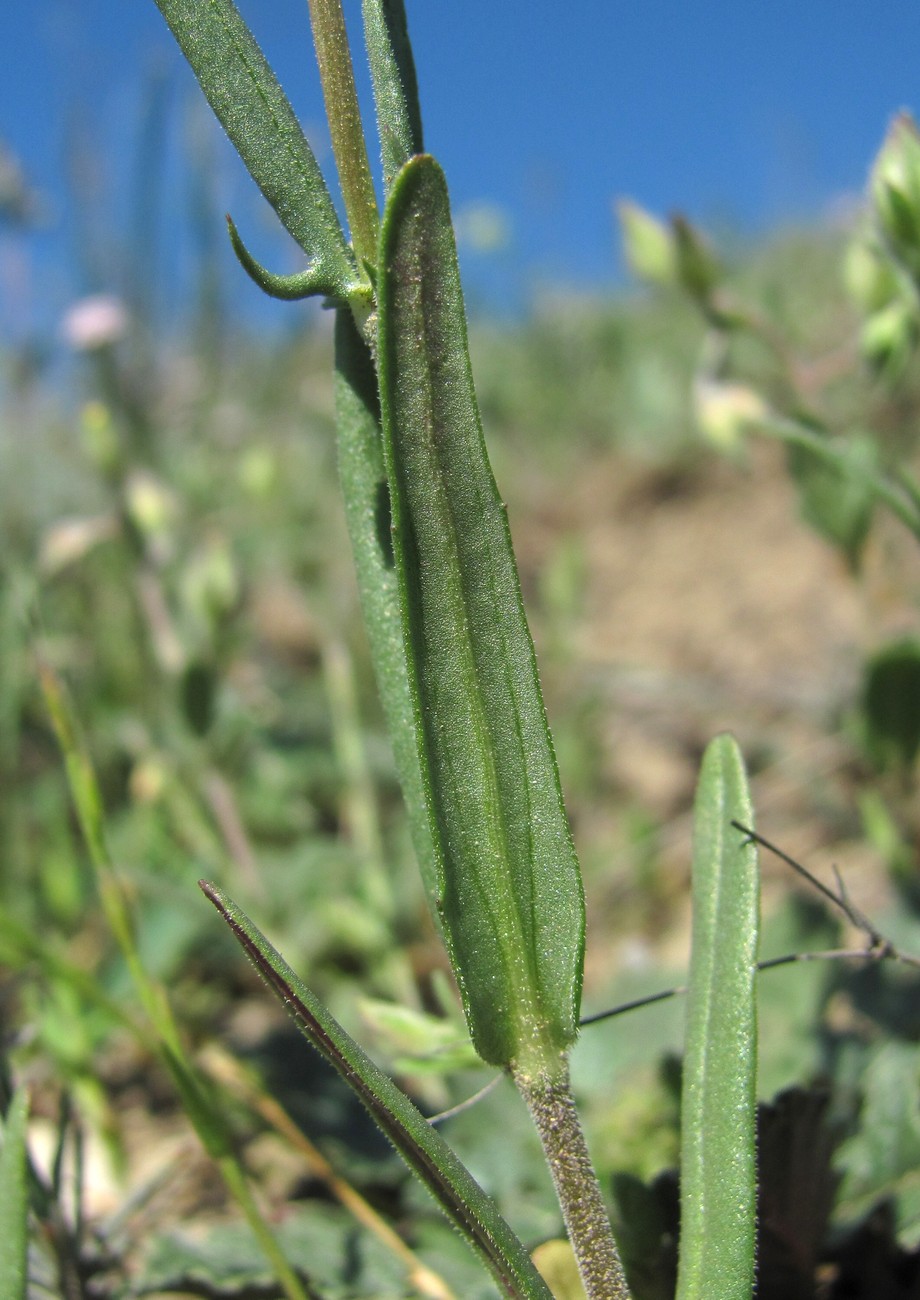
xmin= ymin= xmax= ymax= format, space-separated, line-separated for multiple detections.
xmin=306 ymin=0 xmax=379 ymax=272
xmin=515 ymin=1064 xmax=632 ymax=1300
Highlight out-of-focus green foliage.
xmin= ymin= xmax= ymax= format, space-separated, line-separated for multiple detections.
xmin=8 ymin=96 xmax=920 ymax=1288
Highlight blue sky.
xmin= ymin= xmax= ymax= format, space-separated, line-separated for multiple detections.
xmin=6 ymin=2 xmax=920 ymax=338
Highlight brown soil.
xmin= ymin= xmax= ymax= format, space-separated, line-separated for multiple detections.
xmin=507 ymin=438 xmax=920 ymax=960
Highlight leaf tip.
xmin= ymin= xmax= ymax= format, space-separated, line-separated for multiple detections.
xmin=198 ymin=879 xmax=223 ymax=910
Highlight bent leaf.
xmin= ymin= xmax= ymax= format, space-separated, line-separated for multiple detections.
xmin=228 ymin=216 xmax=347 ymax=302
xmin=200 ymin=882 xmax=552 ymax=1300
xmin=677 ymin=734 xmax=759 ymax=1300
xmin=154 ymin=0 xmax=357 ymax=300
xmin=377 ymin=155 xmax=584 ymax=1072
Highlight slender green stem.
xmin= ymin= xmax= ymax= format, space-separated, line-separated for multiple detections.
xmin=515 ymin=1064 xmax=632 ymax=1300
xmin=756 ymin=413 xmax=920 ymax=541
xmin=321 ymin=636 xmax=391 ymax=917
xmin=218 ymin=1156 xmax=309 ymax=1300
xmin=306 ymin=0 xmax=379 ymax=272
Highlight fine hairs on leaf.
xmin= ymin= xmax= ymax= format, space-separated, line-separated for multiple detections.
xmin=676 ymin=735 xmax=759 ymax=1300
xmin=362 ymin=0 xmax=424 ymax=192
xmin=376 ymin=153 xmax=585 ymax=1074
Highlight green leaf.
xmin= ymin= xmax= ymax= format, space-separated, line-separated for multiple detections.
xmin=861 ymin=637 xmax=920 ymax=772
xmin=362 ymin=0 xmax=424 ymax=194
xmin=139 ymin=1205 xmax=408 ymax=1297
xmin=786 ymin=433 xmax=877 ymax=568
xmin=333 ymin=309 xmax=441 ymax=912
xmin=153 ymin=0 xmax=358 ymax=301
xmin=672 ymin=215 xmax=720 ymax=305
xmin=358 ymin=997 xmax=480 ymax=1075
xmin=200 ymin=882 xmax=553 ymax=1300
xmin=227 ymin=215 xmax=348 ymax=301
xmin=676 ymin=735 xmax=759 ymax=1300
xmin=835 ymin=1042 xmax=920 ymax=1244
xmin=377 ymin=155 xmax=585 ymax=1072
xmin=0 ymin=1086 xmax=30 ymax=1300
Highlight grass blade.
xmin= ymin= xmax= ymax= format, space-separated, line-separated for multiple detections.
xmin=40 ymin=665 xmax=310 ymax=1300
xmin=676 ymin=734 xmax=759 ymax=1300
xmin=0 ymin=1086 xmax=30 ymax=1300
xmin=200 ymin=881 xmax=553 ymax=1300
xmin=377 ymin=154 xmax=585 ymax=1072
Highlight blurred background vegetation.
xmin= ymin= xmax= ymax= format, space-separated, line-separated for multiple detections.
xmin=6 ymin=98 xmax=920 ymax=1296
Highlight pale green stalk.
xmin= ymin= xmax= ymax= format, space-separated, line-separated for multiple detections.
xmin=306 ymin=0 xmax=379 ymax=272
xmin=517 ymin=1068 xmax=631 ymax=1300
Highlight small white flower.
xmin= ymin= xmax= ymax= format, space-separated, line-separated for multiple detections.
xmin=61 ymin=294 xmax=128 ymax=350
xmin=693 ymin=376 xmax=768 ymax=451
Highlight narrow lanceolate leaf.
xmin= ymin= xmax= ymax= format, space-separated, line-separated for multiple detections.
xmin=0 ymin=1086 xmax=30 ymax=1300
xmin=677 ymin=735 xmax=760 ymax=1300
xmin=154 ymin=0 xmax=358 ymax=300
xmin=333 ymin=310 xmax=440 ymax=910
xmin=362 ymin=0 xmax=424 ymax=193
xmin=377 ymin=155 xmax=585 ymax=1072
xmin=200 ymin=883 xmax=553 ymax=1300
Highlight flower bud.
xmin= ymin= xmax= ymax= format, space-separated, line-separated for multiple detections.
xmin=618 ymin=199 xmax=677 ymax=286
xmin=871 ymin=112 xmax=920 ymax=281
xmin=860 ymin=296 xmax=918 ymax=377
xmin=124 ymin=470 xmax=177 ymax=555
xmin=843 ymin=232 xmax=901 ymax=314
xmin=673 ymin=215 xmax=720 ymax=304
xmin=693 ymin=376 xmax=768 ymax=451
xmin=130 ymin=756 xmax=168 ymax=805
xmin=180 ymin=535 xmax=240 ymax=635
xmin=38 ymin=514 xmax=118 ymax=575
xmin=60 ymin=294 xmax=128 ymax=351
xmin=453 ymin=199 xmax=511 ymax=254
xmin=237 ymin=445 xmax=279 ymax=499
xmin=80 ymin=401 xmax=121 ymax=476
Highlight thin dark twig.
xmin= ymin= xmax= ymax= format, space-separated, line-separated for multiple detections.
xmin=427 ymin=1075 xmax=502 ymax=1126
xmin=579 ymin=948 xmax=905 ymax=1029
xmin=580 ymin=822 xmax=920 ymax=1031
xmin=755 ymin=947 xmax=905 ymax=972
xmin=730 ymin=820 xmax=891 ymax=952
xmin=580 ymin=987 xmax=686 ymax=1026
